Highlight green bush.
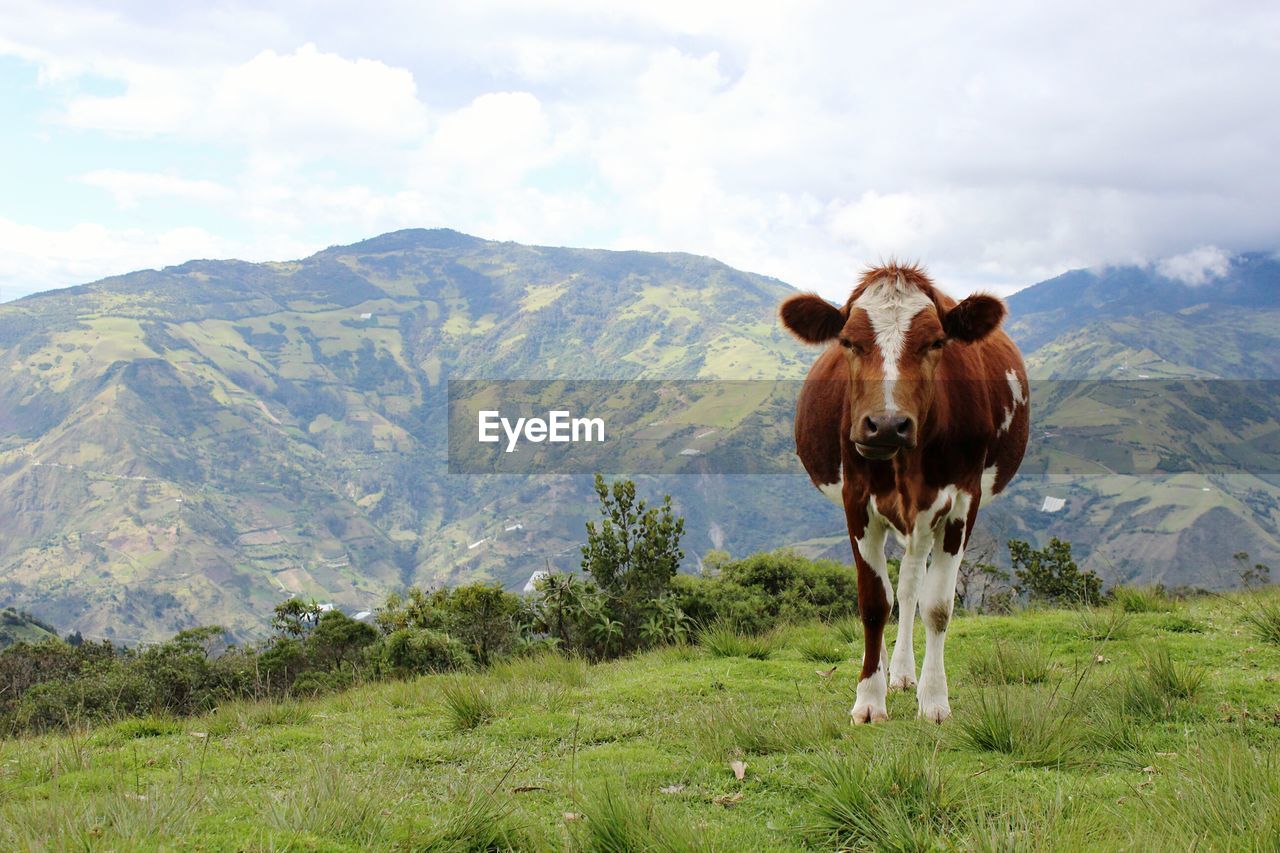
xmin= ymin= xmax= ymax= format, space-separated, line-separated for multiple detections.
xmin=1010 ymin=538 xmax=1102 ymax=606
xmin=376 ymin=628 xmax=472 ymax=676
xmin=672 ymin=551 xmax=858 ymax=635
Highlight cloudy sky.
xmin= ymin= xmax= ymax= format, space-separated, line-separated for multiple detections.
xmin=1 ymin=1 xmax=1277 ymax=303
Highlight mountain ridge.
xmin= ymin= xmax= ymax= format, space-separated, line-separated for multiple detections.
xmin=1 ymin=231 xmax=1277 ymax=640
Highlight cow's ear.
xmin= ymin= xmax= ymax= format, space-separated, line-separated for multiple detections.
xmin=780 ymin=294 xmax=845 ymax=344
xmin=943 ymin=293 xmax=1006 ymax=343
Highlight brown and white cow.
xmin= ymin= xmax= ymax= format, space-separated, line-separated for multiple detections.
xmin=780 ymin=264 xmax=1028 ymax=723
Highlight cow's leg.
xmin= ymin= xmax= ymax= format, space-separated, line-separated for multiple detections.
xmin=889 ymin=536 xmax=930 ymax=691
xmin=916 ymin=503 xmax=973 ymax=723
xmin=850 ymin=517 xmax=892 ymax=724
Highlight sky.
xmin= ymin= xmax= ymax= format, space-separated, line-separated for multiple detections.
xmin=1 ymin=1 xmax=1278 ymax=303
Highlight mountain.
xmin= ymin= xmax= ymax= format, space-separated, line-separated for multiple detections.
xmin=997 ymin=253 xmax=1280 ymax=588
xmin=1007 ymin=252 xmax=1280 ymax=377
xmin=0 ymin=230 xmax=825 ymax=642
xmin=0 ymin=233 xmax=1277 ymax=640
xmin=0 ymin=607 xmax=58 ymax=650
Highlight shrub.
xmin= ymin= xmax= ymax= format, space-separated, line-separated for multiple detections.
xmin=673 ymin=551 xmax=859 ymax=635
xmin=376 ymin=627 xmax=472 ymax=677
xmin=1010 ymin=538 xmax=1102 ymax=606
xmin=581 ymin=474 xmax=685 ymax=654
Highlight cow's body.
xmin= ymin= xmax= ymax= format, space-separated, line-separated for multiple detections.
xmin=781 ymin=264 xmax=1028 ymax=723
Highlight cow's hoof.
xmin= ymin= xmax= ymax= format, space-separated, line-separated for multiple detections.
xmin=917 ymin=702 xmax=951 ymax=724
xmin=889 ymin=672 xmax=917 ymax=692
xmin=850 ymin=704 xmax=889 ymax=724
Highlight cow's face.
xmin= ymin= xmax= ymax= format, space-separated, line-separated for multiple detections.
xmin=781 ymin=277 xmax=1005 ymax=461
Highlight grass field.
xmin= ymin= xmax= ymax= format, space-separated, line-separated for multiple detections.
xmin=3 ymin=592 xmax=1279 ymax=851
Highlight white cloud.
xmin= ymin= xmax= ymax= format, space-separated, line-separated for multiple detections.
xmin=0 ymin=1 xmax=1278 ymax=303
xmin=76 ymin=170 xmax=233 ymax=210
xmin=1156 ymin=246 xmax=1233 ymax=286
xmin=60 ymin=43 xmax=428 ymax=153
xmin=211 ymin=44 xmax=427 ymax=148
xmin=0 ymin=218 xmax=229 ymax=300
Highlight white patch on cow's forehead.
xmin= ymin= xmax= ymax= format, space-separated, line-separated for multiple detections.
xmin=853 ymin=276 xmax=933 ymax=412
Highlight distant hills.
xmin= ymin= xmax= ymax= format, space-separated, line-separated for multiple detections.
xmin=0 ymin=607 xmax=57 ymax=650
xmin=0 ymin=232 xmax=1276 ymax=640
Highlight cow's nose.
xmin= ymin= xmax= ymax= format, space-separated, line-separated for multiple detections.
xmin=861 ymin=412 xmax=915 ymax=446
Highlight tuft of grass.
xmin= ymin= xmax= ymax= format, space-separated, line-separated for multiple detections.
xmin=249 ymin=700 xmax=313 ymax=728
xmin=412 ymin=787 xmax=535 ymax=852
xmin=1111 ymin=585 xmax=1174 ymax=613
xmin=1240 ymin=596 xmax=1280 ymax=645
xmin=1155 ymin=614 xmax=1204 ymax=634
xmin=1075 ymin=606 xmax=1133 ymax=641
xmin=1131 ymin=736 xmax=1280 ymax=850
xmin=698 ymin=698 xmax=846 ymax=756
xmin=967 ymin=642 xmax=1052 ymax=685
xmin=266 ymin=763 xmax=392 ymax=847
xmin=964 ymin=786 xmax=1103 ymax=852
xmin=108 ymin=716 xmax=184 ymax=740
xmin=955 ymin=685 xmax=1085 ymax=768
xmin=654 ymin=640 xmax=700 ymax=663
xmin=440 ymin=678 xmax=498 ymax=730
xmin=700 ymin=623 xmax=773 ymax=660
xmin=831 ymin=616 xmax=862 ymax=644
xmin=0 ymin=787 xmax=205 ymax=849
xmin=1083 ymin=704 xmax=1155 ymax=764
xmin=573 ymin=782 xmax=704 ymax=852
xmin=796 ymin=636 xmax=847 ymax=663
xmin=490 ymin=650 xmax=590 ymax=687
xmin=800 ymin=745 xmax=961 ymax=851
xmin=1116 ymin=648 xmax=1205 ymax=721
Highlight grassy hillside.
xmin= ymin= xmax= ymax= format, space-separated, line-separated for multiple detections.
xmin=1 ymin=231 xmax=1277 ymax=641
xmin=3 ymin=593 xmax=1278 ymax=850
xmin=0 ymin=230 xmax=825 ymax=642
xmin=0 ymin=608 xmax=57 ymax=650
xmin=996 ymin=254 xmax=1280 ymax=587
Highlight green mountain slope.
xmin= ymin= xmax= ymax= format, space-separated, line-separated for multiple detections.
xmin=0 ymin=608 xmax=57 ymax=650
xmin=0 ymin=230 xmax=822 ymax=642
xmin=996 ymin=254 xmax=1280 ymax=587
xmin=1 ymin=234 xmax=1277 ymax=640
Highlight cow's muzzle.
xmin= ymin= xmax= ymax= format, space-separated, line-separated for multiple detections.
xmin=854 ymin=411 xmax=916 ymax=460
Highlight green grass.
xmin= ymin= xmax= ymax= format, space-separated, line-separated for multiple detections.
xmin=1240 ymin=595 xmax=1280 ymax=645
xmin=966 ymin=640 xmax=1053 ymax=685
xmin=2 ymin=595 xmax=1279 ymax=850
xmin=1111 ymin=585 xmax=1175 ymax=613
xmin=699 ymin=622 xmax=774 ymax=660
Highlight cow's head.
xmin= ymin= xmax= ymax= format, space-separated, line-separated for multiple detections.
xmin=780 ymin=266 xmax=1005 ymax=460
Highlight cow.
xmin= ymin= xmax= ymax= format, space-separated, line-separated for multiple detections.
xmin=780 ymin=263 xmax=1028 ymax=723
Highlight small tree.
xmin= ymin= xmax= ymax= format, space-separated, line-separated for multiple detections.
xmin=272 ymin=598 xmax=322 ymax=638
xmin=1009 ymin=537 xmax=1101 ymax=606
xmin=443 ymin=583 xmax=524 ymax=666
xmin=1234 ymin=551 xmax=1271 ymax=589
xmin=580 ymin=474 xmax=686 ymax=653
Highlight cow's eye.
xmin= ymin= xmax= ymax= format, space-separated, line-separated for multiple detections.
xmin=838 ymin=338 xmax=852 ymax=349
xmin=929 ymin=338 xmax=947 ymax=351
